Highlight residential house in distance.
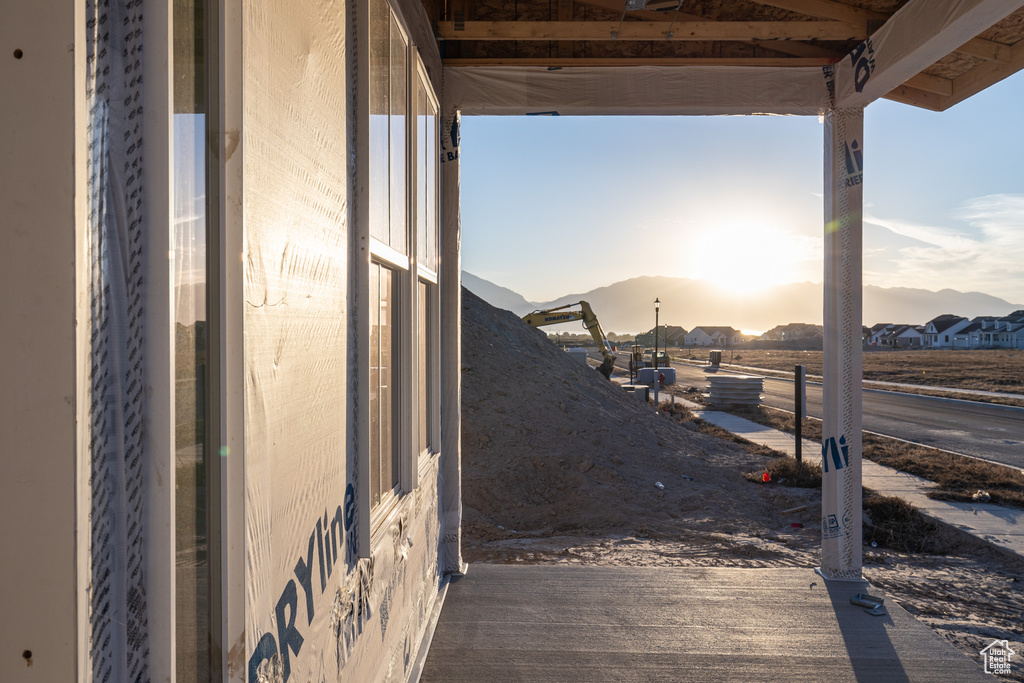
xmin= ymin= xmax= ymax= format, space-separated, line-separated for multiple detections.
xmin=866 ymin=323 xmax=894 ymax=346
xmin=686 ymin=326 xmax=742 ymax=347
xmin=760 ymin=323 xmax=823 ymax=342
xmin=963 ymin=311 xmax=1024 ymax=349
xmin=877 ymin=324 xmax=923 ymax=348
xmin=636 ymin=325 xmax=688 ymax=348
xmin=893 ymin=325 xmax=926 ymax=348
xmin=663 ymin=325 xmax=688 ymax=346
xmin=923 ymin=314 xmax=971 ymax=348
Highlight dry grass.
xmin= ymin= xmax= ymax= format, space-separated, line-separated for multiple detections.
xmin=863 ymin=432 xmax=1024 ymax=508
xmin=729 ymin=405 xmax=1024 ymax=510
xmin=712 ymin=348 xmax=1024 ymax=406
xmin=862 ymin=493 xmax=948 ymax=554
xmin=744 ymin=457 xmax=822 ymax=488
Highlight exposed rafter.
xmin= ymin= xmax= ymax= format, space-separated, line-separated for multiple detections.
xmin=944 ymin=35 xmax=1024 ymax=107
xmin=956 ymin=36 xmax=1013 ymax=62
xmin=575 ymin=0 xmax=705 ymax=23
xmin=883 ymin=84 xmax=951 ymax=111
xmin=442 ymin=56 xmax=834 ymax=66
xmin=436 ymin=20 xmax=866 ymax=42
xmin=751 ymin=39 xmax=842 ymax=58
xmin=901 ymin=72 xmax=953 ymax=96
xmin=557 ymin=0 xmax=574 ymax=58
xmin=745 ymin=0 xmax=886 ymax=25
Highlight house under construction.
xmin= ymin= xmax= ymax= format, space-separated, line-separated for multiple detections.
xmin=3 ymin=0 xmax=1024 ymax=680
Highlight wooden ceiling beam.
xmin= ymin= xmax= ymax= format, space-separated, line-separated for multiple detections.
xmin=572 ymin=0 xmax=847 ymax=57
xmin=955 ymin=36 xmax=1013 ymax=62
xmin=441 ymin=56 xmax=835 ymax=66
xmin=575 ymin=0 xmax=705 ymax=23
xmin=886 ymin=38 xmax=1023 ymax=111
xmin=901 ymin=72 xmax=954 ymax=96
xmin=945 ymin=37 xmax=1024 ymax=107
xmin=436 ymin=20 xmax=866 ymax=42
xmin=883 ymin=85 xmax=949 ymax=111
xmin=558 ymin=0 xmax=574 ymax=58
xmin=751 ymin=38 xmax=842 ymax=58
xmin=744 ymin=0 xmax=886 ymax=25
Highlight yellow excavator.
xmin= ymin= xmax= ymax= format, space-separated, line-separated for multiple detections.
xmin=522 ymin=301 xmax=617 ymax=379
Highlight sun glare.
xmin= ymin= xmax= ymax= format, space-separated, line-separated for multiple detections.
xmin=685 ymin=220 xmax=816 ymax=295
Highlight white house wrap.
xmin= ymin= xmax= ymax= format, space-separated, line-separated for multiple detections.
xmin=443 ymin=65 xmax=831 ymax=116
xmin=820 ymin=100 xmax=865 ymax=581
xmin=440 ymin=107 xmax=466 ymax=577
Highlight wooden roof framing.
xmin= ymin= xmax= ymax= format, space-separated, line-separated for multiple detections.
xmin=428 ymin=0 xmax=1024 ymax=111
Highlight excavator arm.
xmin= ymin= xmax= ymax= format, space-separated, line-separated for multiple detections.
xmin=522 ymin=301 xmax=617 ymax=379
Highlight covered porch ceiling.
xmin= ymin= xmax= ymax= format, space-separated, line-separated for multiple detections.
xmin=422 ymin=0 xmax=1024 ymax=111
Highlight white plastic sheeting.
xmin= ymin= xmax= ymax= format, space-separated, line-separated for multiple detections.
xmin=443 ymin=65 xmax=832 ymax=116
xmin=820 ymin=91 xmax=864 ymax=581
xmin=834 ymin=0 xmax=1024 ymax=108
xmin=440 ymin=107 xmax=465 ymax=576
xmin=241 ymin=0 xmax=445 ymax=680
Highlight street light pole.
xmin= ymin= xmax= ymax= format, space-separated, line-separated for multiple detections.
xmin=654 ymin=298 xmax=660 ymax=370
xmin=654 ymin=298 xmax=661 ymax=406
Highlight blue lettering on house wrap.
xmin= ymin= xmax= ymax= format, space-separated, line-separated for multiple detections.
xmin=821 ymin=435 xmax=850 ymax=473
xmin=849 ymin=39 xmax=875 ymax=93
xmin=247 ymin=496 xmax=350 ymax=683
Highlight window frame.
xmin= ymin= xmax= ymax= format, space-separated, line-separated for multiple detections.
xmin=366 ymin=0 xmax=413 ymax=537
xmin=360 ymin=0 xmax=448 ymax=547
xmin=413 ymin=52 xmax=441 ymax=470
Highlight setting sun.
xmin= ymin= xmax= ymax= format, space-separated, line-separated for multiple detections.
xmin=684 ymin=219 xmax=821 ymax=296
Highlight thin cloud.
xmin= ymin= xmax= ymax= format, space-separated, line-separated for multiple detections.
xmin=865 ymin=194 xmax=1024 ymax=301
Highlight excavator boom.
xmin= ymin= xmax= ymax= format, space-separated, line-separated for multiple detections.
xmin=522 ymin=301 xmax=617 ymax=379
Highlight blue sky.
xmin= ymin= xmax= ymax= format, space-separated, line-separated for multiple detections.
xmin=461 ymin=70 xmax=1024 ymax=305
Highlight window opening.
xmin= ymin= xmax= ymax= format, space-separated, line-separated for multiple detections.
xmin=173 ymin=0 xmax=211 ymax=678
xmin=370 ymin=262 xmax=401 ymax=508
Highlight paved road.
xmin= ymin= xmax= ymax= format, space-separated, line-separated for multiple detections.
xmin=612 ymin=357 xmax=1024 ymax=470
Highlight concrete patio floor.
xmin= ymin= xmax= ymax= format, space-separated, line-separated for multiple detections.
xmin=419 ymin=564 xmax=989 ymax=682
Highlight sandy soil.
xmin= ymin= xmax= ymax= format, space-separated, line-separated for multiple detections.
xmin=461 ymin=289 xmax=1024 ymax=678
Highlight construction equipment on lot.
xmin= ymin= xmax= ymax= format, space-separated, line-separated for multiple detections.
xmin=523 ymin=301 xmax=616 ymax=379
xmin=648 ymin=349 xmax=670 ymax=368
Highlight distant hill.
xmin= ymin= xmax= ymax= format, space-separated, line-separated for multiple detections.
xmin=463 ymin=272 xmax=1024 ymax=334
xmin=462 ymin=272 xmax=537 ymax=316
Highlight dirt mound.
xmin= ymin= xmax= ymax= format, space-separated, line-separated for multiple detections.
xmin=460 ymin=288 xmax=817 ymax=549
xmin=459 ymin=290 xmax=1024 ymax=668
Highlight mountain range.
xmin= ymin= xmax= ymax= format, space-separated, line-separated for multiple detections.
xmin=462 ymin=271 xmax=1024 ymax=335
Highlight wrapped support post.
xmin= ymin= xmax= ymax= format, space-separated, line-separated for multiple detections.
xmin=440 ymin=106 xmax=465 ymax=575
xmin=819 ymin=101 xmax=864 ymax=581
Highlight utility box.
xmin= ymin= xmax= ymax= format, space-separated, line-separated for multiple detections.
xmin=623 ymin=384 xmax=650 ymax=402
xmin=636 ymin=367 xmax=676 ymax=386
xmin=566 ymin=348 xmax=589 ymax=365
xmin=709 ymin=350 xmax=722 ymax=366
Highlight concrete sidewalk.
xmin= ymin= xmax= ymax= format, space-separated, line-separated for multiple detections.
xmin=692 ymin=406 xmax=1024 ymax=561
xmin=420 ymin=564 xmax=990 ymax=682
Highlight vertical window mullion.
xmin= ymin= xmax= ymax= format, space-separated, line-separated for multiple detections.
xmin=370 ymin=263 xmax=381 ymax=507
